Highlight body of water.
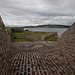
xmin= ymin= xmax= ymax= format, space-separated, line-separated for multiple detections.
xmin=24 ymin=28 xmax=68 ymax=36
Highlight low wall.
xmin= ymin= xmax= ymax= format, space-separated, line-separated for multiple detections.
xmin=0 ymin=16 xmax=11 ymax=75
xmin=16 ymin=36 xmax=39 ymax=41
xmin=58 ymin=23 xmax=75 ymax=74
xmin=25 ymin=35 xmax=39 ymax=41
xmin=40 ymin=32 xmax=58 ymax=41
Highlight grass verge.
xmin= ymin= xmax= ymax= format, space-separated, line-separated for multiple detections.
xmin=44 ymin=36 xmax=58 ymax=41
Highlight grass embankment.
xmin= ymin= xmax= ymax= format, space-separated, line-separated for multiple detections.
xmin=44 ymin=36 xmax=58 ymax=41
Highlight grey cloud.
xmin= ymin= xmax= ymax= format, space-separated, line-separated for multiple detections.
xmin=0 ymin=0 xmax=75 ymax=26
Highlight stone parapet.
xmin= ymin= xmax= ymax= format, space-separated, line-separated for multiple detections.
xmin=0 ymin=16 xmax=11 ymax=75
xmin=58 ymin=23 xmax=75 ymax=74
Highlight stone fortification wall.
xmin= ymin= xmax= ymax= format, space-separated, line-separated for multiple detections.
xmin=0 ymin=16 xmax=11 ymax=75
xmin=0 ymin=15 xmax=75 ymax=74
xmin=58 ymin=23 xmax=75 ymax=74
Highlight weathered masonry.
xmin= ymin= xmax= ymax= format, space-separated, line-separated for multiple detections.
xmin=0 ymin=16 xmax=11 ymax=75
xmin=58 ymin=23 xmax=75 ymax=74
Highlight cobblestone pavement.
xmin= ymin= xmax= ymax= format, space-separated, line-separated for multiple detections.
xmin=11 ymin=42 xmax=74 ymax=75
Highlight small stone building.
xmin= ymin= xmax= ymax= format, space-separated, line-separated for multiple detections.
xmin=12 ymin=27 xmax=24 ymax=33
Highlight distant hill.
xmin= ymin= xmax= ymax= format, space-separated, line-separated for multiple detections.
xmin=5 ymin=24 xmax=70 ymax=28
xmin=24 ymin=24 xmax=70 ymax=28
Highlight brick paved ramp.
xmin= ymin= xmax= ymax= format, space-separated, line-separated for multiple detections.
xmin=11 ymin=42 xmax=74 ymax=75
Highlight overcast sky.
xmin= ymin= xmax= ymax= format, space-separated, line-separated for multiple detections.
xmin=0 ymin=0 xmax=75 ymax=26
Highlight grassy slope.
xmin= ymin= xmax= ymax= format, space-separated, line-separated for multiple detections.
xmin=44 ymin=36 xmax=58 ymax=41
